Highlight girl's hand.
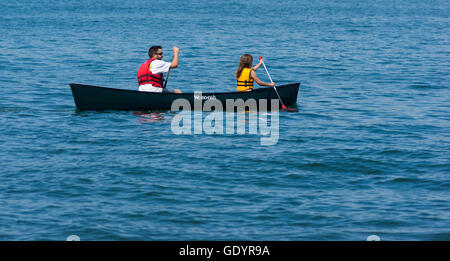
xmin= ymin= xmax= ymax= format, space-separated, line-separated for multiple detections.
xmin=270 ymin=82 xmax=276 ymax=87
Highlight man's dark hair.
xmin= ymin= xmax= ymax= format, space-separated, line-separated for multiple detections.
xmin=148 ymin=46 xmax=162 ymax=58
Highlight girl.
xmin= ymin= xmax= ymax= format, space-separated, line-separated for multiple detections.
xmin=235 ymin=54 xmax=275 ymax=92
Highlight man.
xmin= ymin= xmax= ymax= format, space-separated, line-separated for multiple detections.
xmin=137 ymin=46 xmax=181 ymax=93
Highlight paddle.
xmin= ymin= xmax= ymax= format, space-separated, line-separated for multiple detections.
xmin=259 ymin=56 xmax=297 ymax=112
xmin=163 ymin=68 xmax=171 ymax=89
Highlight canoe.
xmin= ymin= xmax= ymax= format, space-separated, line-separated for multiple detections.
xmin=69 ymin=82 xmax=300 ymax=111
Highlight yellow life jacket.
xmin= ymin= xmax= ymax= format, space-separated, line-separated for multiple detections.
xmin=237 ymin=68 xmax=254 ymax=92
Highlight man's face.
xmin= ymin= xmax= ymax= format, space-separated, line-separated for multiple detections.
xmin=155 ymin=49 xmax=164 ymax=60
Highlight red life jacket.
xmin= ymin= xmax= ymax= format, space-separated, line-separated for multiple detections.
xmin=137 ymin=59 xmax=164 ymax=87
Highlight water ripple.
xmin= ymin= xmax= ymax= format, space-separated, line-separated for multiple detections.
xmin=0 ymin=0 xmax=449 ymax=241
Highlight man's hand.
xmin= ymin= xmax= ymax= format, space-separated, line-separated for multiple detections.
xmin=173 ymin=46 xmax=180 ymax=54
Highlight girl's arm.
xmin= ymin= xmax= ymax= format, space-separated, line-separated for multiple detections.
xmin=251 ymin=59 xmax=263 ymax=71
xmin=250 ymin=70 xmax=275 ymax=87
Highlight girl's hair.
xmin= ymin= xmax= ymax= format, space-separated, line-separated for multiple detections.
xmin=235 ymin=54 xmax=253 ymax=79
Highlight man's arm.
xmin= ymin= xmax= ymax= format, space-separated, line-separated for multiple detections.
xmin=170 ymin=46 xmax=180 ymax=68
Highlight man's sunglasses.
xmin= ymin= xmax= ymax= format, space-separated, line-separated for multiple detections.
xmin=156 ymin=52 xmax=163 ymax=55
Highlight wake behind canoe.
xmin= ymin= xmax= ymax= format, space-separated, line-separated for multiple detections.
xmin=69 ymin=82 xmax=300 ymax=111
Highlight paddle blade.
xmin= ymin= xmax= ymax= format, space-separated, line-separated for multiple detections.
xmin=281 ymin=105 xmax=298 ymax=112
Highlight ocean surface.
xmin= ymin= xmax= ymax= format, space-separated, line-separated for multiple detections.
xmin=0 ymin=0 xmax=449 ymax=240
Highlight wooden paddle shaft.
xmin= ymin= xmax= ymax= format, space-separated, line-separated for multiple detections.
xmin=164 ymin=68 xmax=171 ymax=89
xmin=260 ymin=58 xmax=287 ymax=108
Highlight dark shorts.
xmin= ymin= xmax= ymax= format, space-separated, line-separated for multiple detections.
xmin=162 ymin=88 xmax=174 ymax=93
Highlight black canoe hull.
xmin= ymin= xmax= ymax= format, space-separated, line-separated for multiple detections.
xmin=69 ymin=82 xmax=300 ymax=111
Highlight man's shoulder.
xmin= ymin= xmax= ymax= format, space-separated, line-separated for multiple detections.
xmin=151 ymin=59 xmax=169 ymax=65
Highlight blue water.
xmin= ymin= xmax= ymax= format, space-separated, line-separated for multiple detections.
xmin=1 ymin=0 xmax=449 ymax=240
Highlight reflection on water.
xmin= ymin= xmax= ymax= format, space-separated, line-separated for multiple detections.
xmin=133 ymin=111 xmax=170 ymax=124
xmin=237 ymin=111 xmax=258 ymax=125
